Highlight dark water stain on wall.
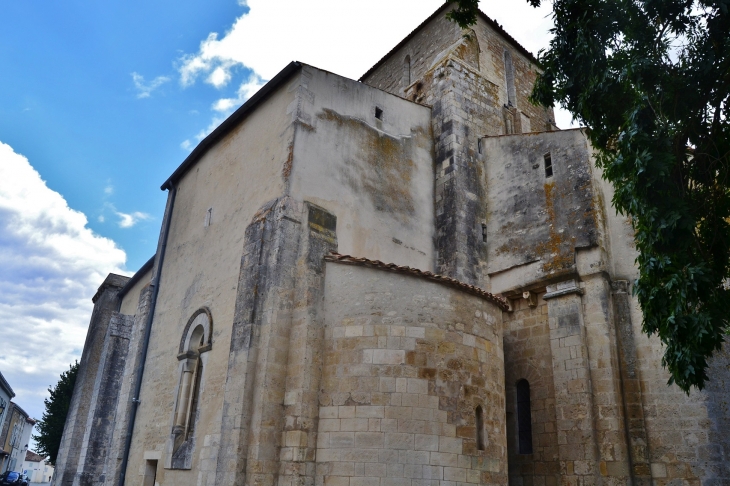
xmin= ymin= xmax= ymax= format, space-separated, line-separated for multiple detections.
xmin=317 ymin=108 xmax=429 ymax=221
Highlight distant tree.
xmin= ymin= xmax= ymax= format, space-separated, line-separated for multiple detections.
xmin=446 ymin=0 xmax=730 ymax=392
xmin=33 ymin=362 xmax=79 ymax=465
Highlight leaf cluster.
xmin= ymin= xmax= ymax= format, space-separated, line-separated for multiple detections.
xmin=531 ymin=0 xmax=730 ymax=392
xmin=33 ymin=361 xmax=79 ymax=465
xmin=446 ymin=0 xmax=730 ymax=391
xmin=445 ymin=0 xmax=480 ymax=27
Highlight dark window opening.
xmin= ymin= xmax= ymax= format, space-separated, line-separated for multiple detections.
xmin=516 ymin=379 xmax=533 ymax=454
xmin=475 ymin=405 xmax=486 ymax=451
xmin=544 ymin=153 xmax=553 ymax=178
xmin=404 ymin=55 xmax=412 ymax=87
xmin=481 ymin=224 xmax=487 ymax=243
xmin=504 ymin=51 xmax=516 ymax=107
xmin=478 ymin=138 xmax=482 ymax=154
xmin=186 ymin=357 xmax=203 ymax=440
xmin=375 ymin=107 xmax=383 ymax=120
xmin=143 ymin=460 xmax=157 ymax=486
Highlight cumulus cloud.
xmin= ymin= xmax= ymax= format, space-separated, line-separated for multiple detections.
xmin=115 ymin=210 xmax=152 ymax=228
xmin=177 ymin=0 xmax=573 ymax=146
xmin=132 ymin=72 xmax=171 ymax=99
xmin=178 ymin=1 xmax=556 ymax=83
xmin=0 ymin=141 xmax=127 ymax=421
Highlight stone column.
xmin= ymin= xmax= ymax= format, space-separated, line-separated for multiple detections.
xmin=580 ymin=275 xmax=633 ymax=483
xmin=278 ymin=203 xmax=338 ymax=486
xmin=77 ymin=311 xmax=135 ymax=486
xmin=214 ymin=198 xmax=338 ymax=486
xmin=214 ymin=197 xmax=303 ymax=486
xmin=53 ymin=273 xmax=129 ymax=486
xmin=416 ymin=57 xmax=500 ymax=287
xmin=544 ymin=280 xmax=600 ymax=486
xmin=102 ymin=283 xmax=154 ymax=486
xmin=610 ymin=281 xmax=651 ymax=485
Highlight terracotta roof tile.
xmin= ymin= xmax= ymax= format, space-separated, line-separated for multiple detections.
xmin=25 ymin=451 xmax=45 ymax=462
xmin=324 ymin=252 xmax=509 ymax=311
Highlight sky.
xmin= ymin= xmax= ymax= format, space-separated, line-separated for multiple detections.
xmin=0 ymin=0 xmax=568 ymax=443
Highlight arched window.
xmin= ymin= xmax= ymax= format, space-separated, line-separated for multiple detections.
xmin=516 ymin=379 xmax=533 ymax=454
xmin=173 ymin=328 xmax=204 ymax=443
xmin=403 ymin=55 xmax=412 ymax=88
xmin=503 ymin=50 xmax=516 ymax=107
xmin=169 ymin=308 xmax=212 ymax=469
xmin=475 ymin=405 xmax=486 ymax=451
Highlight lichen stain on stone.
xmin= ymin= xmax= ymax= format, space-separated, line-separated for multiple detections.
xmin=536 ymin=181 xmax=576 ymax=273
xmin=282 ymin=142 xmax=294 ymax=179
xmin=317 ymin=108 xmax=424 ymax=221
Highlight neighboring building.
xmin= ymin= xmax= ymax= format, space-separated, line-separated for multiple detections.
xmin=0 ymin=402 xmax=34 ymax=474
xmin=23 ymin=450 xmax=55 ymax=483
xmin=53 ymin=4 xmax=729 ymax=486
xmin=0 ymin=372 xmax=15 ymax=470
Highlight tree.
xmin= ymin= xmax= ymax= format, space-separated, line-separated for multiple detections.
xmin=33 ymin=361 xmax=79 ymax=465
xmin=447 ymin=0 xmax=730 ymax=392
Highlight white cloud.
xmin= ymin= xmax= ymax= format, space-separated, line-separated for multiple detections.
xmin=132 ymin=72 xmax=171 ymax=99
xmin=115 ymin=210 xmax=152 ymax=228
xmin=178 ymin=0 xmax=575 ymax=145
xmin=0 ymin=141 xmax=127 ymax=420
xmin=104 ymin=184 xmax=113 ymax=195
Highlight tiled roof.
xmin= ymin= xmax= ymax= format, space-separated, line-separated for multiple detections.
xmin=324 ymin=252 xmax=509 ymax=310
xmin=25 ymin=451 xmax=45 ymax=462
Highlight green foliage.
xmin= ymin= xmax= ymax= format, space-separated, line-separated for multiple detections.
xmin=445 ymin=0 xmax=480 ymax=27
xmin=447 ymin=0 xmax=730 ymax=392
xmin=33 ymin=362 xmax=79 ymax=465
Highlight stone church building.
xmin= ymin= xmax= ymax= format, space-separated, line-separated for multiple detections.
xmin=53 ymin=4 xmax=729 ymax=486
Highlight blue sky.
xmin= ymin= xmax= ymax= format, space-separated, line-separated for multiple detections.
xmin=0 ymin=0 xmax=254 ymax=270
xmin=0 ymin=0 xmax=563 ymax=445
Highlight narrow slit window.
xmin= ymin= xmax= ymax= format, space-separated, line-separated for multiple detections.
xmin=403 ymin=55 xmax=412 ymax=87
xmin=504 ymin=50 xmax=516 ymax=107
xmin=477 ymin=138 xmax=482 ymax=154
xmin=204 ymin=207 xmax=213 ymax=227
xmin=544 ymin=153 xmax=553 ymax=178
xmin=481 ymin=224 xmax=487 ymax=243
xmin=516 ymin=379 xmax=533 ymax=454
xmin=375 ymin=107 xmax=383 ymax=120
xmin=475 ymin=405 xmax=486 ymax=451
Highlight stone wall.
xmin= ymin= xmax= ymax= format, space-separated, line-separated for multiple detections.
xmin=503 ymin=295 xmax=559 ymax=486
xmin=319 ymin=262 xmax=507 ymax=486
xmin=122 ymin=72 xmax=299 ymax=486
xmin=361 ymin=9 xmax=555 ymax=135
xmin=289 ymin=65 xmax=435 ymax=270
xmin=482 ymin=129 xmax=599 ymax=284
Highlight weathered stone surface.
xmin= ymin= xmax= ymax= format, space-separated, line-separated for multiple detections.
xmin=320 ymin=263 xmax=507 ymax=486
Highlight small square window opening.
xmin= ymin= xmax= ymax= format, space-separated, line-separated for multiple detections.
xmin=375 ymin=107 xmax=383 ymax=120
